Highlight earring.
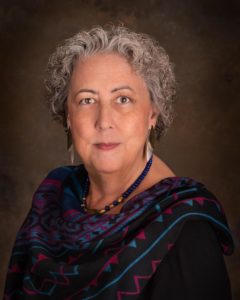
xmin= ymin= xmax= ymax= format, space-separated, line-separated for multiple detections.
xmin=146 ymin=141 xmax=153 ymax=161
xmin=67 ymin=127 xmax=74 ymax=165
xmin=149 ymin=125 xmax=156 ymax=149
xmin=145 ymin=125 xmax=155 ymax=161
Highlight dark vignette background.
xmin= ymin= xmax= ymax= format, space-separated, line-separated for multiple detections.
xmin=0 ymin=0 xmax=240 ymax=298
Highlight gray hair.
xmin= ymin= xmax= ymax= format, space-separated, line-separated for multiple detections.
xmin=45 ymin=25 xmax=176 ymax=138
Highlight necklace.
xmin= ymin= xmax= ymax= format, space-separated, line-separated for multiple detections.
xmin=81 ymin=156 xmax=153 ymax=214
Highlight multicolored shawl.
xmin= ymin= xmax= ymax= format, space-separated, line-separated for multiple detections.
xmin=4 ymin=165 xmax=234 ymax=299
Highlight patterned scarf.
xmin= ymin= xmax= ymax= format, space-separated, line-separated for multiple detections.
xmin=4 ymin=165 xmax=234 ymax=299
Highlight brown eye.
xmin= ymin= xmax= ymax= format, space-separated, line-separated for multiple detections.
xmin=79 ymin=98 xmax=95 ymax=105
xmin=116 ymin=96 xmax=131 ymax=104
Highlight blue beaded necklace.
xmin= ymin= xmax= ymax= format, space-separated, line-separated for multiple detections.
xmin=81 ymin=156 xmax=153 ymax=214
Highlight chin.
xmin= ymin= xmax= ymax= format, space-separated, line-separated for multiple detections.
xmin=95 ymin=161 xmax=123 ymax=174
xmin=89 ymin=155 xmax=125 ymax=174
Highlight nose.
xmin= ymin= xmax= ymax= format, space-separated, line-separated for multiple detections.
xmin=95 ymin=103 xmax=114 ymax=131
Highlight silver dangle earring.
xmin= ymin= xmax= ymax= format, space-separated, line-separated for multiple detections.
xmin=67 ymin=127 xmax=74 ymax=165
xmin=145 ymin=125 xmax=155 ymax=161
xmin=149 ymin=125 xmax=156 ymax=149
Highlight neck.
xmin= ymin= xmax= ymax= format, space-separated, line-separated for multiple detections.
xmin=85 ymin=156 xmax=149 ymax=210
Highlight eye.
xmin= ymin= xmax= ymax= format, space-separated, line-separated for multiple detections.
xmin=79 ymin=98 xmax=95 ymax=105
xmin=116 ymin=96 xmax=131 ymax=104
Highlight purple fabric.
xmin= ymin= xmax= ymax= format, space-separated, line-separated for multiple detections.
xmin=4 ymin=165 xmax=234 ymax=299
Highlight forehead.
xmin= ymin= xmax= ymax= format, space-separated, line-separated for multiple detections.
xmin=74 ymin=52 xmax=133 ymax=72
xmin=70 ymin=52 xmax=148 ymax=90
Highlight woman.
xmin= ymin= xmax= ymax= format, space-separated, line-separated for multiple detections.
xmin=4 ymin=25 xmax=234 ymax=299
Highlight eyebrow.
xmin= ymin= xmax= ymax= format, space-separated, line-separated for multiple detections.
xmin=111 ymin=85 xmax=134 ymax=93
xmin=75 ymin=89 xmax=98 ymax=95
xmin=75 ymin=85 xmax=134 ymax=96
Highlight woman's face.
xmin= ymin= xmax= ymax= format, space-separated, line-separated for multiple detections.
xmin=67 ymin=53 xmax=158 ymax=174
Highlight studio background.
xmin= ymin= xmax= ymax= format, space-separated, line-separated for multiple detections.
xmin=0 ymin=0 xmax=239 ymax=298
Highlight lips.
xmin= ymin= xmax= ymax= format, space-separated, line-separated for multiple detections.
xmin=95 ymin=143 xmax=120 ymax=150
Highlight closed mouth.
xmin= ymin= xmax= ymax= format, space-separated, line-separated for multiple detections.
xmin=94 ymin=143 xmax=120 ymax=150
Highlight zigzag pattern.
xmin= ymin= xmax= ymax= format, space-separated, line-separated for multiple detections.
xmin=23 ymin=265 xmax=80 ymax=296
xmin=4 ymin=165 xmax=234 ymax=299
xmin=116 ymin=260 xmax=161 ymax=300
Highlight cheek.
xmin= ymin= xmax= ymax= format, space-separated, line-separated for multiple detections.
xmin=70 ymin=118 xmax=91 ymax=146
xmin=124 ymin=113 xmax=149 ymax=141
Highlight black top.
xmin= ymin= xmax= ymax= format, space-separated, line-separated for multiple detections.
xmin=139 ymin=220 xmax=232 ymax=300
xmin=4 ymin=167 xmax=234 ymax=299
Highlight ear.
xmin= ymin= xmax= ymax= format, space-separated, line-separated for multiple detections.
xmin=65 ymin=99 xmax=71 ymax=128
xmin=67 ymin=115 xmax=71 ymax=129
xmin=148 ymin=105 xmax=159 ymax=128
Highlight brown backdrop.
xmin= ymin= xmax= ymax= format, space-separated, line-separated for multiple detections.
xmin=1 ymin=0 xmax=240 ymax=298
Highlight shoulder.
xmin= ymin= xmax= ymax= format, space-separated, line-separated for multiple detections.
xmin=145 ymin=220 xmax=232 ymax=300
xmin=170 ymin=220 xmax=231 ymax=291
xmin=43 ymin=164 xmax=85 ymax=181
xmin=30 ymin=165 xmax=86 ymax=206
xmin=156 ymin=220 xmax=226 ymax=271
xmin=34 ymin=165 xmax=85 ymax=194
xmin=175 ymin=220 xmax=221 ymax=254
xmin=170 ymin=220 xmax=231 ymax=294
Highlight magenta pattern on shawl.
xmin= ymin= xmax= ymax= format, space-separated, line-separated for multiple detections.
xmin=4 ymin=165 xmax=234 ymax=299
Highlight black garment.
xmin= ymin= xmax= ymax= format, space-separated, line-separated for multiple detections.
xmin=140 ymin=220 xmax=232 ymax=300
xmin=4 ymin=166 xmax=234 ymax=299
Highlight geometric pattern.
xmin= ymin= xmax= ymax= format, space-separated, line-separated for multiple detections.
xmin=4 ymin=165 xmax=234 ymax=299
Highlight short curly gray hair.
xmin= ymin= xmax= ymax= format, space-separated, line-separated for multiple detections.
xmin=45 ymin=25 xmax=176 ymax=138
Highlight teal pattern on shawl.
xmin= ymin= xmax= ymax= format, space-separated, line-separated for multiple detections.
xmin=4 ymin=165 xmax=234 ymax=299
